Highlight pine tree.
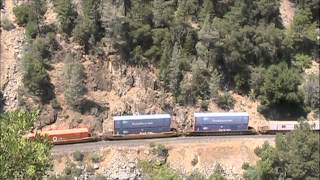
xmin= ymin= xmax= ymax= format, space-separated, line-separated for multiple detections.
xmin=55 ymin=0 xmax=78 ymax=35
xmin=63 ymin=54 xmax=86 ymax=109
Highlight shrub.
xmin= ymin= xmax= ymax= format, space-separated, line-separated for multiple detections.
xmin=241 ymin=162 xmax=250 ymax=170
xmin=191 ymin=156 xmax=198 ymax=166
xmin=187 ymin=171 xmax=206 ymax=180
xmin=26 ymin=21 xmax=39 ymax=39
xmin=152 ymin=144 xmax=169 ymax=158
xmin=31 ymin=37 xmax=51 ymax=60
xmin=13 ymin=4 xmax=32 ymax=26
xmin=138 ymin=160 xmax=181 ymax=180
xmin=91 ymin=153 xmax=101 ymax=163
xmin=72 ymin=151 xmax=84 ymax=161
xmin=1 ymin=18 xmax=15 ymax=31
xmin=95 ymin=175 xmax=107 ymax=180
xmin=294 ymin=53 xmax=312 ymax=70
xmin=208 ymin=163 xmax=226 ymax=180
xmin=217 ymin=93 xmax=235 ymax=111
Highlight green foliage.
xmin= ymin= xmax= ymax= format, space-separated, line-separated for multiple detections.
xmin=91 ymin=153 xmax=101 ymax=163
xmin=293 ymin=53 xmax=313 ymax=70
xmin=208 ymin=163 xmax=226 ymax=180
xmin=254 ymin=63 xmax=305 ymax=116
xmin=243 ymin=122 xmax=320 ymax=179
xmin=54 ymin=0 xmax=78 ymax=35
xmin=26 ymin=21 xmax=39 ymax=39
xmin=22 ymin=52 xmax=50 ymax=98
xmin=1 ymin=18 xmax=15 ymax=31
xmin=303 ymin=73 xmax=320 ymax=112
xmin=217 ymin=93 xmax=235 ymax=111
xmin=72 ymin=151 xmax=84 ymax=162
xmin=138 ymin=160 xmax=181 ymax=180
xmin=0 ymin=112 xmax=52 ymax=179
xmin=63 ymin=54 xmax=86 ymax=109
xmin=187 ymin=171 xmax=206 ymax=180
xmin=13 ymin=4 xmax=32 ymax=26
xmin=14 ymin=0 xmax=48 ymax=39
xmin=63 ymin=162 xmax=82 ymax=177
xmin=73 ymin=0 xmax=102 ymax=53
xmin=151 ymin=144 xmax=169 ymax=159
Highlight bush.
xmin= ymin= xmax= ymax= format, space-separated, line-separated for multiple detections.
xmin=31 ymin=37 xmax=51 ymax=60
xmin=152 ymin=144 xmax=169 ymax=158
xmin=138 ymin=160 xmax=181 ymax=180
xmin=187 ymin=171 xmax=206 ymax=180
xmin=72 ymin=151 xmax=84 ymax=161
xmin=191 ymin=156 xmax=198 ymax=166
xmin=26 ymin=21 xmax=39 ymax=39
xmin=294 ymin=53 xmax=313 ymax=70
xmin=91 ymin=153 xmax=101 ymax=163
xmin=241 ymin=162 xmax=250 ymax=170
xmin=217 ymin=93 xmax=235 ymax=111
xmin=1 ymin=18 xmax=15 ymax=31
xmin=13 ymin=4 xmax=32 ymax=26
xmin=208 ymin=163 xmax=226 ymax=180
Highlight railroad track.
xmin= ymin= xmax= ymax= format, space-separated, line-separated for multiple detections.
xmin=52 ymin=135 xmax=276 ymax=153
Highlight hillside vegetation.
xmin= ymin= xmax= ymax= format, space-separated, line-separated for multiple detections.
xmin=0 ymin=0 xmax=319 ymax=132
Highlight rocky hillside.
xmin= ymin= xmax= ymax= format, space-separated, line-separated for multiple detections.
xmin=0 ymin=0 xmax=319 ymax=135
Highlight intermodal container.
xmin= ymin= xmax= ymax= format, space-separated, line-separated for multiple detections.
xmin=113 ymin=114 xmax=171 ymax=135
xmin=194 ymin=112 xmax=249 ymax=132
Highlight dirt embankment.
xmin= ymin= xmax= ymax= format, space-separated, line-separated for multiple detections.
xmin=51 ymin=137 xmax=274 ymax=178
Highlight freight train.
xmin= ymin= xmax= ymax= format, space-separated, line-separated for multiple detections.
xmin=25 ymin=112 xmax=320 ymax=145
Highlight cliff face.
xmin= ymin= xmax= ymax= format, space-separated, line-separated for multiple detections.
xmin=3 ymin=0 xmax=318 ymax=133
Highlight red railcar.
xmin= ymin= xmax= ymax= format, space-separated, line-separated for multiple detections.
xmin=25 ymin=128 xmax=95 ymax=144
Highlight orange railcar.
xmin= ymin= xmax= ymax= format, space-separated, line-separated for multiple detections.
xmin=26 ymin=128 xmax=94 ymax=144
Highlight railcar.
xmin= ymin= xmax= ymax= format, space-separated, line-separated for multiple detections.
xmin=106 ymin=114 xmax=178 ymax=140
xmin=187 ymin=112 xmax=256 ymax=135
xmin=258 ymin=120 xmax=320 ymax=134
xmin=25 ymin=128 xmax=98 ymax=145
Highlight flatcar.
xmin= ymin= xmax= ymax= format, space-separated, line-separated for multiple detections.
xmin=107 ymin=114 xmax=178 ymax=140
xmin=187 ymin=112 xmax=255 ymax=135
xmin=25 ymin=128 xmax=96 ymax=145
xmin=258 ymin=120 xmax=320 ymax=134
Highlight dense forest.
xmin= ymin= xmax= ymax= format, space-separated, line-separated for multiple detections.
xmin=7 ymin=0 xmax=318 ymax=119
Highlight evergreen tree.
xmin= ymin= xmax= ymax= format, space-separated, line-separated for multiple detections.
xmin=63 ymin=54 xmax=86 ymax=109
xmin=54 ymin=0 xmax=78 ymax=35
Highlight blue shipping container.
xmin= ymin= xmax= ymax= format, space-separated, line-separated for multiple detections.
xmin=194 ymin=112 xmax=249 ymax=132
xmin=113 ymin=114 xmax=171 ymax=134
